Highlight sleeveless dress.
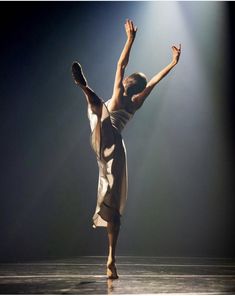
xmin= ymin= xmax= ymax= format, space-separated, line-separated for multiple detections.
xmin=87 ymin=99 xmax=134 ymax=228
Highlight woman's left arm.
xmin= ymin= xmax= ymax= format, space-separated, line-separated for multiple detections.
xmin=110 ymin=20 xmax=137 ymax=104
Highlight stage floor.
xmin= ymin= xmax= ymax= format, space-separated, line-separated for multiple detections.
xmin=0 ymin=256 xmax=234 ymax=294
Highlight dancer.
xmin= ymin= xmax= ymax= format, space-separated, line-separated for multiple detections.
xmin=72 ymin=19 xmax=181 ymax=279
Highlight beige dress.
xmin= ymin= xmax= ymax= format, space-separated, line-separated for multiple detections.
xmin=87 ymin=99 xmax=134 ymax=228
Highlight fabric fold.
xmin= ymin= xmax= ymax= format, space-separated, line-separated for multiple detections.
xmin=87 ymin=100 xmax=133 ymax=228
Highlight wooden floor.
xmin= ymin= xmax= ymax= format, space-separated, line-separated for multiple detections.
xmin=0 ymin=256 xmax=234 ymax=294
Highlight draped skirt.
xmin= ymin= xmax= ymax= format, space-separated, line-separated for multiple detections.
xmin=87 ymin=101 xmax=128 ymax=228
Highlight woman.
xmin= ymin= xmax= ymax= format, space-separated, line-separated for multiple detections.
xmin=72 ymin=19 xmax=181 ymax=279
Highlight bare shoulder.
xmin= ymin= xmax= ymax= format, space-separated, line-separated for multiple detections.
xmin=107 ymin=98 xmax=118 ymax=112
xmin=108 ymin=94 xmax=139 ymax=113
xmin=126 ymin=95 xmax=143 ymax=113
xmin=131 ymin=94 xmax=145 ymax=110
xmin=131 ymin=84 xmax=154 ymax=109
xmin=107 ymin=94 xmax=124 ymax=112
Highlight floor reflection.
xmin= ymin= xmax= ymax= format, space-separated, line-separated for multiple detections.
xmin=0 ymin=256 xmax=234 ymax=294
xmin=107 ymin=278 xmax=114 ymax=294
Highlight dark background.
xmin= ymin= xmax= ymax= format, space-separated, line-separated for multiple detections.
xmin=0 ymin=1 xmax=235 ymax=262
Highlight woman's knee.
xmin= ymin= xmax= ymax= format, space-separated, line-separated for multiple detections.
xmin=88 ymin=102 xmax=102 ymax=117
xmin=107 ymin=221 xmax=120 ymax=233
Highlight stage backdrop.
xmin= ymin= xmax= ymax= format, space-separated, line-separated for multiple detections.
xmin=0 ymin=1 xmax=234 ymax=261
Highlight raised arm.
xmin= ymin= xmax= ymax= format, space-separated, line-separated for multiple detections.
xmin=133 ymin=44 xmax=181 ymax=108
xmin=110 ymin=20 xmax=137 ymax=104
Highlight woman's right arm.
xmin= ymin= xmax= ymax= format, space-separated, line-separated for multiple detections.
xmin=133 ymin=44 xmax=181 ymax=108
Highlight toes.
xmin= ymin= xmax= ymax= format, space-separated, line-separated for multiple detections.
xmin=107 ymin=263 xmax=119 ymax=280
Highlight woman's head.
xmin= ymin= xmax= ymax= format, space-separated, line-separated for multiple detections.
xmin=123 ymin=72 xmax=147 ymax=97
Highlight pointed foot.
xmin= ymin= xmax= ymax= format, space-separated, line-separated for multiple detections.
xmin=107 ymin=263 xmax=119 ymax=279
xmin=71 ymin=61 xmax=87 ymax=86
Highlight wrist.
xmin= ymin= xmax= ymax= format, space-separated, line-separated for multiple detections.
xmin=127 ymin=37 xmax=135 ymax=43
xmin=171 ymin=60 xmax=177 ymax=67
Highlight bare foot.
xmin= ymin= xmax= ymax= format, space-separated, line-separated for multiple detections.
xmin=107 ymin=261 xmax=119 ymax=279
xmin=71 ymin=62 xmax=87 ymax=86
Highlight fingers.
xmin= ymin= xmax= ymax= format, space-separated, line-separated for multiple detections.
xmin=125 ymin=18 xmax=136 ymax=32
xmin=129 ymin=19 xmax=134 ymax=30
xmin=172 ymin=44 xmax=182 ymax=52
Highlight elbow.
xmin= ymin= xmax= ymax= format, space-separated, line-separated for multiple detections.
xmin=117 ymin=61 xmax=127 ymax=69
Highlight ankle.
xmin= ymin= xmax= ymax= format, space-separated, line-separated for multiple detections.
xmin=107 ymin=257 xmax=115 ymax=266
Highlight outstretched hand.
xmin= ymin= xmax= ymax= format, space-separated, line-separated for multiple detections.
xmin=172 ymin=44 xmax=181 ymax=64
xmin=125 ymin=19 xmax=137 ymax=41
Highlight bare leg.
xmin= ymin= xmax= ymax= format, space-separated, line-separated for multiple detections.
xmin=72 ymin=62 xmax=102 ymax=113
xmin=107 ymin=222 xmax=120 ymax=279
xmin=72 ymin=62 xmax=120 ymax=278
